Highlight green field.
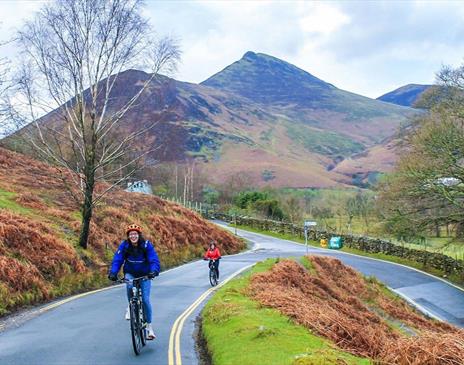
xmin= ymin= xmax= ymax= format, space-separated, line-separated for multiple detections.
xmin=273 ymin=187 xmax=464 ymax=261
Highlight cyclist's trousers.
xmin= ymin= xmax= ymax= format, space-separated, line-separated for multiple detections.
xmin=125 ymin=273 xmax=152 ymax=323
xmin=208 ymin=260 xmax=220 ymax=279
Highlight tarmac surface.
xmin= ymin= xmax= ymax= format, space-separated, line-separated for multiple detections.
xmin=1 ymin=222 xmax=463 ymax=365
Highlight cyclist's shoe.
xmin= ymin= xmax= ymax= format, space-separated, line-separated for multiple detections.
xmin=125 ymin=306 xmax=130 ymax=320
xmin=147 ymin=324 xmax=156 ymax=340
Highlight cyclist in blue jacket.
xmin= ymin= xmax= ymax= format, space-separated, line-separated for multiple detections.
xmin=108 ymin=223 xmax=160 ymax=340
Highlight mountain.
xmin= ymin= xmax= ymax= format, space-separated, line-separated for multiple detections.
xmin=202 ymin=52 xmax=416 ymax=146
xmin=3 ymin=52 xmax=418 ymax=188
xmin=377 ymin=84 xmax=432 ymax=107
xmin=203 ymin=51 xmax=335 ymax=105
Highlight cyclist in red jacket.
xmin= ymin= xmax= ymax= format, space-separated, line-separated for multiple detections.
xmin=204 ymin=240 xmax=221 ymax=280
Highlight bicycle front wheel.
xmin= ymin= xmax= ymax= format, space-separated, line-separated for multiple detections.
xmin=130 ymin=301 xmax=143 ymax=355
xmin=209 ymin=268 xmax=218 ymax=287
xmin=140 ymin=305 xmax=147 ymax=346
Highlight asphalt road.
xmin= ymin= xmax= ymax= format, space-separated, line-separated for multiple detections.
xmin=1 ymin=223 xmax=463 ymax=365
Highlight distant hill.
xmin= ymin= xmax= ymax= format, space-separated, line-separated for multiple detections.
xmin=3 ymin=52 xmax=418 ymax=188
xmin=377 ymin=84 xmax=432 ymax=107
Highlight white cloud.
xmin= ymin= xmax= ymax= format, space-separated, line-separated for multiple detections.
xmin=299 ymin=3 xmax=350 ymax=34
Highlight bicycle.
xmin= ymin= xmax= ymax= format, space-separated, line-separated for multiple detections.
xmin=207 ymin=259 xmax=219 ymax=287
xmin=118 ymin=275 xmax=151 ymax=355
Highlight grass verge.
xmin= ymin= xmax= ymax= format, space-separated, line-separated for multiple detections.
xmin=201 ymin=259 xmax=371 ymax=365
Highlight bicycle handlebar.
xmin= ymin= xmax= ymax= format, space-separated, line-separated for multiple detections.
xmin=116 ymin=275 xmax=152 ymax=284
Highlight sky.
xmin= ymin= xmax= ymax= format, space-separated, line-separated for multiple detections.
xmin=1 ymin=0 xmax=464 ymax=98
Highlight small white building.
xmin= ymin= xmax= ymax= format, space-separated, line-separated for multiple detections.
xmin=125 ymin=180 xmax=153 ymax=195
xmin=436 ymin=177 xmax=461 ymax=186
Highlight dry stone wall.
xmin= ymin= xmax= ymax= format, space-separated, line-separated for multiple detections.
xmin=213 ymin=214 xmax=464 ymax=277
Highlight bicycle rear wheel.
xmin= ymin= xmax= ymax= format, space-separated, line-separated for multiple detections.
xmin=209 ymin=268 xmax=218 ymax=287
xmin=130 ymin=301 xmax=143 ymax=355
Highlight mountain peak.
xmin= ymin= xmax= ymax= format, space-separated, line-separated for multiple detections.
xmin=202 ymin=52 xmax=334 ymax=105
xmin=241 ymin=51 xmax=277 ymax=62
xmin=243 ymin=51 xmax=258 ymax=60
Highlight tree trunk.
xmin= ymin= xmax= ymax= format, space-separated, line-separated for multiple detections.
xmin=175 ymin=164 xmax=178 ymax=199
xmin=79 ymin=190 xmax=93 ymax=249
xmin=79 ymin=151 xmax=96 ymax=249
xmin=183 ymin=171 xmax=187 ymax=206
xmin=190 ymin=163 xmax=194 ymax=200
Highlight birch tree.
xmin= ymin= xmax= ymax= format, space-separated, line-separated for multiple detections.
xmin=6 ymin=0 xmax=180 ymax=249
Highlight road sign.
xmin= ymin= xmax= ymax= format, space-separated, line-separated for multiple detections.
xmin=303 ymin=221 xmax=316 ymax=254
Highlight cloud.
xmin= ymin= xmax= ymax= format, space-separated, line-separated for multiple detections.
xmin=327 ymin=1 xmax=464 ymax=62
xmin=299 ymin=3 xmax=351 ymax=35
xmin=145 ymin=1 xmax=464 ymax=97
xmin=0 ymin=1 xmax=44 ymax=41
xmin=298 ymin=1 xmax=464 ymax=96
xmin=2 ymin=0 xmax=464 ymax=99
xmin=146 ymin=1 xmax=311 ymax=83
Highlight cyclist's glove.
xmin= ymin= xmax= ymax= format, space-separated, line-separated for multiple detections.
xmin=108 ymin=273 xmax=117 ymax=281
xmin=148 ymin=271 xmax=158 ymax=279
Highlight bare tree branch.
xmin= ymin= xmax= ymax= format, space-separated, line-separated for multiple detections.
xmin=4 ymin=0 xmax=180 ymax=248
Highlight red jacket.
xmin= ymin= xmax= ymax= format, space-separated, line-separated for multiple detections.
xmin=204 ymin=247 xmax=221 ymax=260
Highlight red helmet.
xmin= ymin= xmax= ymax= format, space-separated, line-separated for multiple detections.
xmin=126 ymin=224 xmax=142 ymax=235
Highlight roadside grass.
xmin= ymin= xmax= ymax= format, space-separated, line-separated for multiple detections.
xmin=202 ymin=259 xmax=371 ymax=365
xmin=236 ymin=257 xmax=461 ymax=364
xmin=299 ymin=255 xmax=316 ymax=275
xmin=0 ymin=271 xmax=108 ymax=316
xmin=49 ymin=270 xmax=108 ymax=298
xmin=232 ymin=224 xmax=464 ymax=287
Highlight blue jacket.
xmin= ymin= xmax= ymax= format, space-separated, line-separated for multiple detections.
xmin=110 ymin=240 xmax=160 ymax=277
